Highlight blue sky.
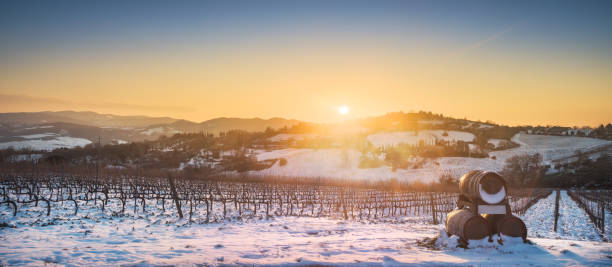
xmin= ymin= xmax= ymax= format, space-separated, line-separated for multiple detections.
xmin=2 ymin=0 xmax=610 ymax=57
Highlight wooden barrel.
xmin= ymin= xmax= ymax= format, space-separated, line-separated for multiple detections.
xmin=483 ymin=214 xmax=527 ymax=240
xmin=446 ymin=209 xmax=489 ymax=240
xmin=459 ymin=170 xmax=507 ymax=204
xmin=483 ymin=214 xmax=505 ymax=234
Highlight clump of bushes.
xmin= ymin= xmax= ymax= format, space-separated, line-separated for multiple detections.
xmin=438 ymin=173 xmax=458 ymax=186
xmin=0 ymin=222 xmax=16 ymax=228
xmin=222 ymin=154 xmax=275 ymax=172
xmin=358 ymin=155 xmax=385 ymax=169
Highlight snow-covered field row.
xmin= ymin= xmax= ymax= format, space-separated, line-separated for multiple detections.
xmin=253 ymin=148 xmax=463 ymax=183
xmin=1 ymin=188 xmax=611 ymax=266
xmin=565 ymin=191 xmax=612 ymax=241
xmin=1 ymin=208 xmax=611 ymax=266
xmin=521 ymin=190 xmax=605 ymax=242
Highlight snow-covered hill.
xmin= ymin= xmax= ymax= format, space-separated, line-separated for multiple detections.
xmin=0 ymin=133 xmax=92 ymax=151
xmin=493 ymin=133 xmax=612 ymax=165
xmin=0 ymin=112 xmax=302 ymax=150
xmin=250 ymin=134 xmax=611 ymax=182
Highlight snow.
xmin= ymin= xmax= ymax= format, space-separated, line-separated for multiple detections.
xmin=249 ymin=150 xmax=484 ymax=183
xmin=418 ymin=120 xmax=444 ymax=125
xmin=556 ymin=191 xmax=605 ymax=241
xmin=178 ymin=150 xmax=220 ymax=170
xmin=606 ymin=209 xmax=612 ymax=241
xmin=1 ymin=183 xmax=611 ymax=266
xmin=0 ymin=136 xmax=92 ymax=151
xmin=18 ymin=133 xmax=57 ymax=139
xmin=479 ymin=184 xmax=506 ymax=204
xmin=498 ymin=133 xmax=612 ymax=163
xmin=179 ymin=156 xmax=217 ymax=170
xmin=367 ymin=130 xmax=475 ymax=147
xmin=488 ymin=138 xmax=505 ymax=148
xmin=478 ymin=124 xmax=494 ymax=129
xmin=141 ymin=127 xmax=164 ymax=135
xmin=268 ymin=134 xmax=317 ymax=142
xmin=23 ymin=125 xmax=55 ymax=130
xmin=114 ymin=139 xmax=129 ymax=144
xmin=252 ymin=148 xmax=461 ymax=183
xmin=436 ymin=231 xmax=610 ymax=266
xmin=255 ymin=148 xmax=313 ymax=161
xmin=1 ymin=210 xmax=610 ymax=266
xmin=141 ymin=127 xmax=181 ymax=136
xmin=8 ymin=154 xmax=43 ymax=162
xmin=249 ymin=133 xmax=611 ymax=183
xmin=520 ymin=191 xmax=603 ymax=241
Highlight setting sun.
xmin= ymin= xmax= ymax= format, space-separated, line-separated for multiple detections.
xmin=338 ymin=105 xmax=350 ymax=115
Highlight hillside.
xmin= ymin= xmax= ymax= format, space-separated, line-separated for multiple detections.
xmin=157 ymin=117 xmax=301 ymax=134
xmin=250 ymin=133 xmax=611 ymax=183
xmin=0 ymin=111 xmax=178 ymax=128
xmin=1 ymin=111 xmax=610 ymax=187
xmin=0 ymin=111 xmax=301 ymax=149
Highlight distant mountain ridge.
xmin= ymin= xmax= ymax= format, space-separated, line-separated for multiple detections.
xmin=0 ymin=111 xmax=608 ymax=150
xmin=162 ymin=117 xmax=302 ymax=133
xmin=0 ymin=111 xmax=303 ymax=146
xmin=0 ymin=111 xmax=301 ymax=131
xmin=0 ymin=111 xmax=178 ymax=128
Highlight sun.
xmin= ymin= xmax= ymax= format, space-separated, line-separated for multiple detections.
xmin=338 ymin=105 xmax=350 ymax=115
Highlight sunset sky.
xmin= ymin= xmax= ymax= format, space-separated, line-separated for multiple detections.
xmin=1 ymin=0 xmax=611 ymax=126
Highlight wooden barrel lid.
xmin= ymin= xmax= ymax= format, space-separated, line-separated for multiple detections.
xmin=463 ymin=216 xmax=490 ymax=240
xmin=499 ymin=216 xmax=527 ymax=239
xmin=480 ymin=172 xmax=505 ymax=194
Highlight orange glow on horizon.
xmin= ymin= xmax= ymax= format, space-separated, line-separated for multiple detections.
xmin=0 ymin=35 xmax=610 ymax=127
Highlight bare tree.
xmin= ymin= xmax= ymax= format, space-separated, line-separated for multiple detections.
xmin=501 ymin=153 xmax=543 ymax=186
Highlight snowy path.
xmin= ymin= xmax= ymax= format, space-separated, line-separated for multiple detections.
xmin=521 ymin=190 xmax=558 ymax=238
xmin=521 ymin=190 xmax=604 ymax=241
xmin=557 ymin=191 xmax=604 ymax=241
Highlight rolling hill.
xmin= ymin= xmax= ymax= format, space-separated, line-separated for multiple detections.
xmin=0 ymin=111 xmax=301 ymax=149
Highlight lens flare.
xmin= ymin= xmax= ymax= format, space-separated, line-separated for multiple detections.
xmin=338 ymin=105 xmax=349 ymax=115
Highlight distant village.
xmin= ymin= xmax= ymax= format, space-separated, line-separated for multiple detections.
xmin=524 ymin=124 xmax=612 ymax=140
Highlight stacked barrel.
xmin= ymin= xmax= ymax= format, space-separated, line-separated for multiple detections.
xmin=446 ymin=170 xmax=527 ymax=244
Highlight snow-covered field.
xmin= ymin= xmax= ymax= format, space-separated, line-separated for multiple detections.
xmin=488 ymin=138 xmax=506 ymax=148
xmin=1 ymin=179 xmax=611 ymax=267
xmin=268 ymin=133 xmax=318 ymax=142
xmin=253 ymin=148 xmax=491 ymax=183
xmin=18 ymin=133 xmax=58 ymax=139
xmin=521 ymin=191 xmax=604 ymax=241
xmin=0 ymin=136 xmax=92 ymax=151
xmin=493 ymin=133 xmax=611 ymax=165
xmin=250 ymin=134 xmax=611 ymax=182
xmin=1 ymin=200 xmax=611 ymax=266
xmin=141 ymin=126 xmax=181 ymax=136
